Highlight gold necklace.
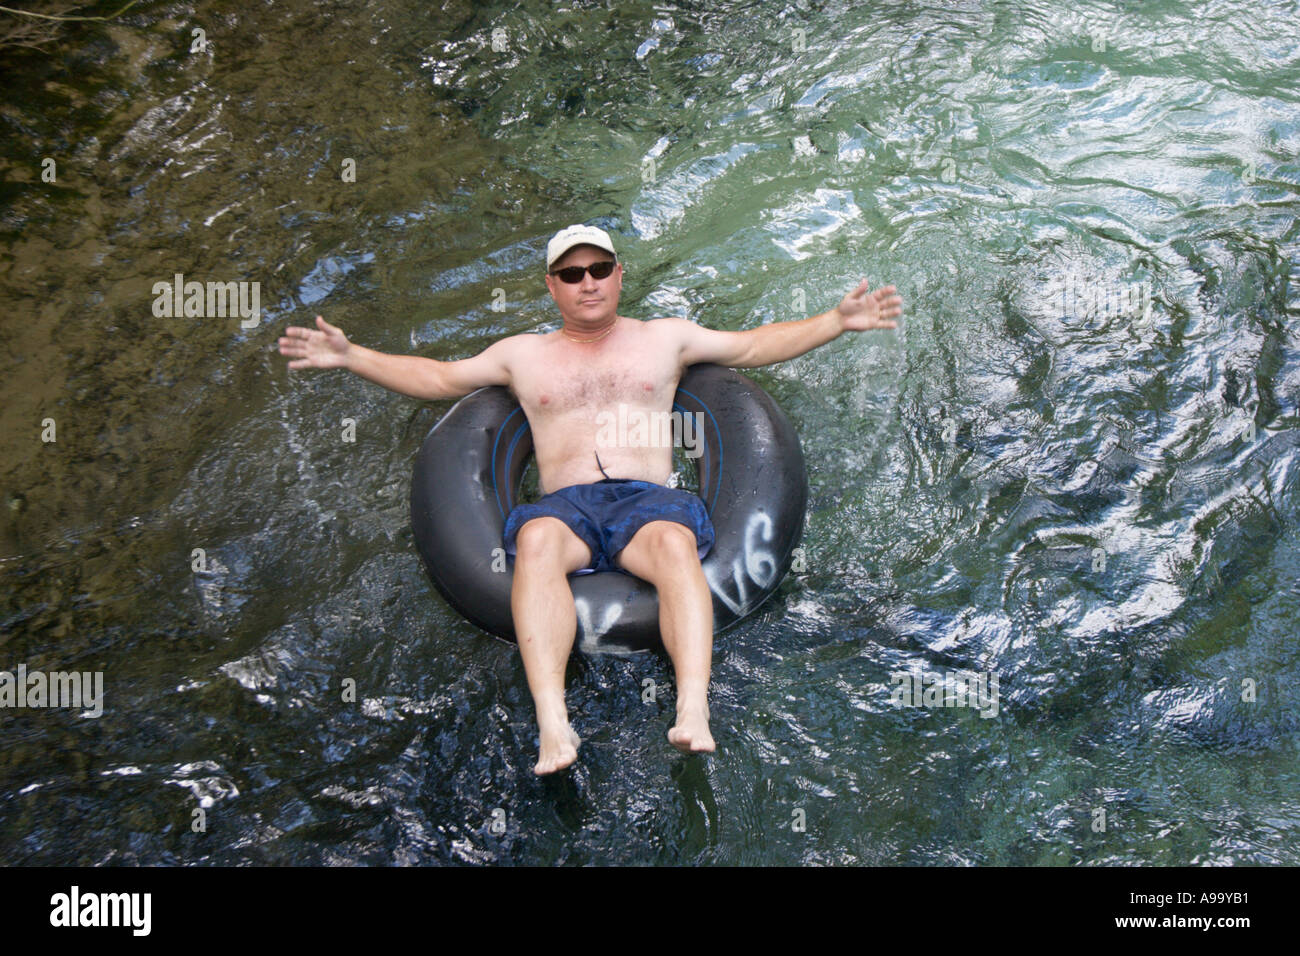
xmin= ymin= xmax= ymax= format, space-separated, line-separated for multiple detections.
xmin=561 ymin=320 xmax=617 ymax=343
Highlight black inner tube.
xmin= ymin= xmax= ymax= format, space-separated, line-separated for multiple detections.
xmin=411 ymin=363 xmax=807 ymax=654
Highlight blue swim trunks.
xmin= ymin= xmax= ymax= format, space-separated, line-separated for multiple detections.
xmin=503 ymin=478 xmax=715 ymax=575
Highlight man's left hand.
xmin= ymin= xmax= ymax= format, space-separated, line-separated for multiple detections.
xmin=834 ymin=279 xmax=903 ymax=332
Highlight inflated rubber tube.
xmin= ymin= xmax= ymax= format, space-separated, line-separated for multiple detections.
xmin=410 ymin=363 xmax=807 ymax=654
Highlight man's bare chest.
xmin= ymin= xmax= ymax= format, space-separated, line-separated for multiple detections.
xmin=513 ymin=332 xmax=679 ymax=417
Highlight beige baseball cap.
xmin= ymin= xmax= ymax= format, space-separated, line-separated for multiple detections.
xmin=546 ymin=224 xmax=617 ymax=272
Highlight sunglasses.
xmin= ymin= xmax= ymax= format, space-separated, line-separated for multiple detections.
xmin=550 ymin=260 xmax=616 ymax=283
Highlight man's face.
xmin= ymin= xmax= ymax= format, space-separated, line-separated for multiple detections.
xmin=545 ymin=244 xmax=622 ymax=325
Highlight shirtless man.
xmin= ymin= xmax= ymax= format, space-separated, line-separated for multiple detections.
xmin=278 ymin=224 xmax=902 ymax=775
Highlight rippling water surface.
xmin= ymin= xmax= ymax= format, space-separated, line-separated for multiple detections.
xmin=2 ymin=0 xmax=1298 ymax=864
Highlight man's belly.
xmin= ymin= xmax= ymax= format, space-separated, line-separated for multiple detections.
xmin=529 ymin=413 xmax=677 ymax=493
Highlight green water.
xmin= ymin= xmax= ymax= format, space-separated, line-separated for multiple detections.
xmin=1 ymin=0 xmax=1298 ymax=864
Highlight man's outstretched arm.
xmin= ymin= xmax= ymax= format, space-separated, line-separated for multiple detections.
xmin=277 ymin=314 xmax=513 ymax=400
xmin=671 ymin=279 xmax=902 ymax=369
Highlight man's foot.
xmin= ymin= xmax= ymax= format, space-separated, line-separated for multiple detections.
xmin=668 ymin=706 xmax=715 ymax=754
xmin=534 ymin=724 xmax=581 ymax=775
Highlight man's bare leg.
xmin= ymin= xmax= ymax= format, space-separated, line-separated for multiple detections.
xmin=617 ymin=521 xmax=716 ymax=753
xmin=511 ymin=517 xmax=592 ymax=775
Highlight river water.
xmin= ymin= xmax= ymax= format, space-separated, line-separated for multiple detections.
xmin=2 ymin=0 xmax=1298 ymax=864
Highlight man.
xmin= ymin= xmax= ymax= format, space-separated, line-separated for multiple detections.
xmin=278 ymin=224 xmax=902 ymax=775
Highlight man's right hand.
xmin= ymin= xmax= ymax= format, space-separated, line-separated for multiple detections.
xmin=278 ymin=315 xmax=352 ymax=370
